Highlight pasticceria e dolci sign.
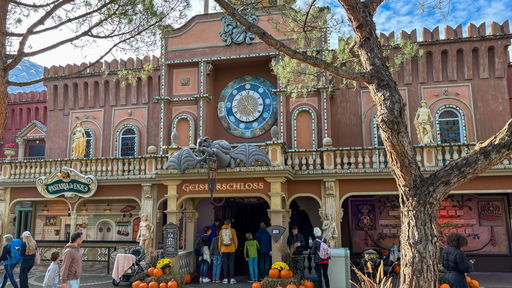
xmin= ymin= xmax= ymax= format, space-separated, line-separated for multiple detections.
xmin=36 ymin=167 xmax=98 ymax=199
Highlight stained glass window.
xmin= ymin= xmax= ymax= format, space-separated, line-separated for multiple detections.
xmin=119 ymin=127 xmax=137 ymax=157
xmin=84 ymin=129 xmax=93 ymax=158
xmin=438 ymin=109 xmax=462 ymax=144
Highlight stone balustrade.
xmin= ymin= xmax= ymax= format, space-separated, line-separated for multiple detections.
xmin=2 ymin=143 xmax=512 ymax=180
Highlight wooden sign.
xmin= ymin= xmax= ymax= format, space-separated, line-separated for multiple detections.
xmin=163 ymin=223 xmax=179 ymax=258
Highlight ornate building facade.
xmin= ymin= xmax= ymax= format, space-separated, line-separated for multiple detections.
xmin=1 ymin=10 xmax=511 ymax=272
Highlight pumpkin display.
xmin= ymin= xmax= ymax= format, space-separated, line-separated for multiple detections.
xmin=132 ymin=281 xmax=142 ymax=288
xmin=159 ymin=283 xmax=167 ymax=288
xmin=148 ymin=282 xmax=159 ymax=288
xmin=286 ymin=285 xmax=297 ymax=288
xmin=466 ymin=276 xmax=471 ymax=283
xmin=280 ymin=269 xmax=293 ymax=279
xmin=468 ymin=280 xmax=479 ymax=288
xmin=168 ymin=280 xmax=179 ymax=288
xmin=269 ymin=268 xmax=280 ymax=279
xmin=139 ymin=284 xmax=148 ymax=288
xmin=303 ymin=280 xmax=315 ymax=288
xmin=252 ymin=282 xmax=262 ymax=288
xmin=148 ymin=267 xmax=155 ymax=277
xmin=392 ymin=264 xmax=401 ymax=274
xmin=184 ymin=274 xmax=191 ymax=284
xmin=439 ymin=284 xmax=450 ymax=288
xmin=154 ymin=268 xmax=163 ymax=278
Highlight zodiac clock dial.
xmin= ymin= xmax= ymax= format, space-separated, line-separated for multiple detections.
xmin=218 ymin=75 xmax=277 ymax=138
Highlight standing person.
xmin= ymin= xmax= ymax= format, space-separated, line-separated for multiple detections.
xmin=442 ymin=233 xmax=474 ymax=288
xmin=244 ymin=232 xmax=260 ymax=283
xmin=286 ymin=225 xmax=305 ymax=280
xmin=199 ymin=226 xmax=212 ymax=283
xmin=255 ymin=223 xmax=271 ymax=279
xmin=60 ymin=232 xmax=83 ymax=288
xmin=0 ymin=234 xmax=21 ymax=288
xmin=209 ymin=218 xmax=222 ymax=241
xmin=210 ymin=230 xmax=222 ymax=283
xmin=19 ymin=231 xmax=37 ymax=288
xmin=43 ymin=252 xmax=61 ymax=288
xmin=311 ymin=228 xmax=330 ymax=288
xmin=219 ymin=219 xmax=238 ymax=284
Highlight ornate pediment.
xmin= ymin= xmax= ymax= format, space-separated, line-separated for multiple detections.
xmin=16 ymin=120 xmax=47 ymax=140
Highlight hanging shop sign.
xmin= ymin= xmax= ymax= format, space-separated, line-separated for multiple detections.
xmin=36 ymin=167 xmax=97 ymax=201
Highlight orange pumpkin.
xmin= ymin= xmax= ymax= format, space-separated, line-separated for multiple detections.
xmin=468 ymin=280 xmax=479 ymax=288
xmin=280 ymin=269 xmax=293 ymax=279
xmin=154 ymin=268 xmax=163 ymax=278
xmin=439 ymin=284 xmax=450 ymax=288
xmin=466 ymin=276 xmax=471 ymax=283
xmin=184 ymin=274 xmax=191 ymax=284
xmin=303 ymin=280 xmax=315 ymax=288
xmin=393 ymin=264 xmax=400 ymax=274
xmin=269 ymin=268 xmax=280 ymax=279
xmin=286 ymin=285 xmax=297 ymax=288
xmin=139 ymin=284 xmax=148 ymax=288
xmin=132 ymin=281 xmax=143 ymax=288
xmin=159 ymin=283 xmax=167 ymax=288
xmin=252 ymin=282 xmax=262 ymax=288
xmin=148 ymin=267 xmax=155 ymax=277
xmin=148 ymin=282 xmax=159 ymax=288
xmin=168 ymin=281 xmax=178 ymax=288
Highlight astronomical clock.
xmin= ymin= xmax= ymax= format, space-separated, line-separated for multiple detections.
xmin=218 ymin=75 xmax=277 ymax=138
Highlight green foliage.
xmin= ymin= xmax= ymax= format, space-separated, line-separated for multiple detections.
xmin=104 ymin=63 xmax=154 ymax=87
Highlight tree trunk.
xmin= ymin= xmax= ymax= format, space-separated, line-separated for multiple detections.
xmin=0 ymin=1 xmax=8 ymax=144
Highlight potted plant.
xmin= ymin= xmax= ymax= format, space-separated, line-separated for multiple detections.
xmin=3 ymin=143 xmax=16 ymax=160
xmin=156 ymin=258 xmax=173 ymax=275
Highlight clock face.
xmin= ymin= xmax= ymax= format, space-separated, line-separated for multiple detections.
xmin=218 ymin=76 xmax=277 ymax=138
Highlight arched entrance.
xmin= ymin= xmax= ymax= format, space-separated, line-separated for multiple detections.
xmin=288 ymin=196 xmax=322 ymax=249
xmin=96 ymin=220 xmax=114 ymax=241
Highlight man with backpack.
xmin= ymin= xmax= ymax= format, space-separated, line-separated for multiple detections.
xmin=0 ymin=234 xmax=21 ymax=288
xmin=311 ymin=227 xmax=330 ymax=288
xmin=218 ymin=219 xmax=238 ymax=284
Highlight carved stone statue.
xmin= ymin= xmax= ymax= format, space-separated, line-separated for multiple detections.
xmin=72 ymin=122 xmax=87 ymax=158
xmin=137 ymin=214 xmax=154 ymax=253
xmin=219 ymin=7 xmax=258 ymax=45
xmin=270 ymin=125 xmax=279 ymax=141
xmin=171 ymin=129 xmax=179 ymax=146
xmin=164 ymin=136 xmax=271 ymax=173
xmin=414 ymin=100 xmax=434 ymax=144
xmin=322 ymin=214 xmax=338 ymax=248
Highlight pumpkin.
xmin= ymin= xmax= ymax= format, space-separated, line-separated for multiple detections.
xmin=139 ymin=284 xmax=148 ymax=288
xmin=252 ymin=282 xmax=262 ymax=288
xmin=439 ymin=284 xmax=450 ymax=288
xmin=303 ymin=280 xmax=315 ymax=288
xmin=466 ymin=276 xmax=471 ymax=283
xmin=168 ymin=281 xmax=179 ymax=288
xmin=280 ymin=269 xmax=293 ymax=279
xmin=393 ymin=264 xmax=400 ymax=274
xmin=159 ymin=283 xmax=167 ymax=288
xmin=132 ymin=281 xmax=143 ymax=288
xmin=287 ymin=285 xmax=297 ymax=288
xmin=184 ymin=274 xmax=191 ymax=284
xmin=468 ymin=280 xmax=479 ymax=288
xmin=148 ymin=267 xmax=155 ymax=277
xmin=154 ymin=268 xmax=163 ymax=278
xmin=149 ymin=282 xmax=159 ymax=288
xmin=269 ymin=268 xmax=280 ymax=279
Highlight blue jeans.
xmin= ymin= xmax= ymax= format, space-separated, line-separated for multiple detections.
xmin=248 ymin=257 xmax=258 ymax=281
xmin=1 ymin=264 xmax=19 ymax=288
xmin=258 ymin=253 xmax=271 ymax=278
xmin=212 ymin=256 xmax=222 ymax=281
xmin=66 ymin=279 xmax=80 ymax=288
xmin=200 ymin=259 xmax=210 ymax=278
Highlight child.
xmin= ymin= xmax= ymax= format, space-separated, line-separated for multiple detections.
xmin=43 ymin=251 xmax=60 ymax=288
xmin=244 ymin=232 xmax=260 ymax=283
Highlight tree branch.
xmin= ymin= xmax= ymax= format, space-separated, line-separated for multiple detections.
xmin=214 ymin=0 xmax=371 ymax=83
xmin=366 ymin=0 xmax=385 ymax=13
xmin=10 ymin=0 xmax=61 ymax=9
xmin=427 ymin=119 xmax=512 ymax=197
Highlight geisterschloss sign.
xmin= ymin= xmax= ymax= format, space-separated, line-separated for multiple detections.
xmin=36 ymin=167 xmax=97 ymax=199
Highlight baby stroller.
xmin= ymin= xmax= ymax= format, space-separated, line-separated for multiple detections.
xmin=112 ymin=246 xmax=146 ymax=286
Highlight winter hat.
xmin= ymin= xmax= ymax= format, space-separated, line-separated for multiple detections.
xmin=21 ymin=231 xmax=31 ymax=237
xmin=313 ymin=227 xmax=322 ymax=237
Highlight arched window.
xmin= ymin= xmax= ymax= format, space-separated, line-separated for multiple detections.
xmin=84 ymin=128 xmax=94 ymax=158
xmin=117 ymin=125 xmax=138 ymax=157
xmin=292 ymin=106 xmax=317 ymax=149
xmin=436 ymin=106 xmax=465 ymax=144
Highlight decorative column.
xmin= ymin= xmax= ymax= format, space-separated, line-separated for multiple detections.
xmin=163 ymin=180 xmax=182 ymax=224
xmin=141 ymin=184 xmax=158 ymax=250
xmin=0 ymin=188 xmax=6 ymax=236
xmin=321 ymin=179 xmax=341 ymax=248
xmin=265 ymin=177 xmax=287 ymax=263
xmin=70 ymin=210 xmax=78 ymax=234
xmin=183 ymin=209 xmax=198 ymax=251
xmin=16 ymin=139 xmax=25 ymax=160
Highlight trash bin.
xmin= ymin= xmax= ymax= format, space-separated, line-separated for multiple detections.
xmin=328 ymin=248 xmax=350 ymax=288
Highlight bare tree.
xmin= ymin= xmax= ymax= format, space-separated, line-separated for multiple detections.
xmin=213 ymin=0 xmax=512 ymax=286
xmin=0 ymin=0 xmax=190 ymax=142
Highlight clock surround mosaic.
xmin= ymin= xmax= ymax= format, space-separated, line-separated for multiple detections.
xmin=218 ymin=75 xmax=277 ymax=138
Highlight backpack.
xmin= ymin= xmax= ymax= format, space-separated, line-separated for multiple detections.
xmin=317 ymin=238 xmax=331 ymax=260
xmin=221 ymin=228 xmax=233 ymax=246
xmin=194 ymin=239 xmax=203 ymax=257
xmin=5 ymin=239 xmax=23 ymax=265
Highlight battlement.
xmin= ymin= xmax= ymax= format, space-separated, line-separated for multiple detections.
xmin=45 ymin=55 xmax=160 ymax=78
xmin=379 ymin=21 xmax=510 ymax=44
xmin=8 ymin=91 xmax=47 ymax=103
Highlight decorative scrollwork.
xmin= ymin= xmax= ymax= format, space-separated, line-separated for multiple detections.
xmin=219 ymin=7 xmax=258 ymax=46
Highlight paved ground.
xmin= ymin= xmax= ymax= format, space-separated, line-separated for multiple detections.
xmin=1 ymin=264 xmax=511 ymax=287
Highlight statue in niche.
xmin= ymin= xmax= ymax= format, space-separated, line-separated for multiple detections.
xmin=71 ymin=122 xmax=87 ymax=158
xmin=321 ymin=214 xmax=338 ymax=248
xmin=137 ymin=214 xmax=154 ymax=253
xmin=414 ymin=100 xmax=434 ymax=144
